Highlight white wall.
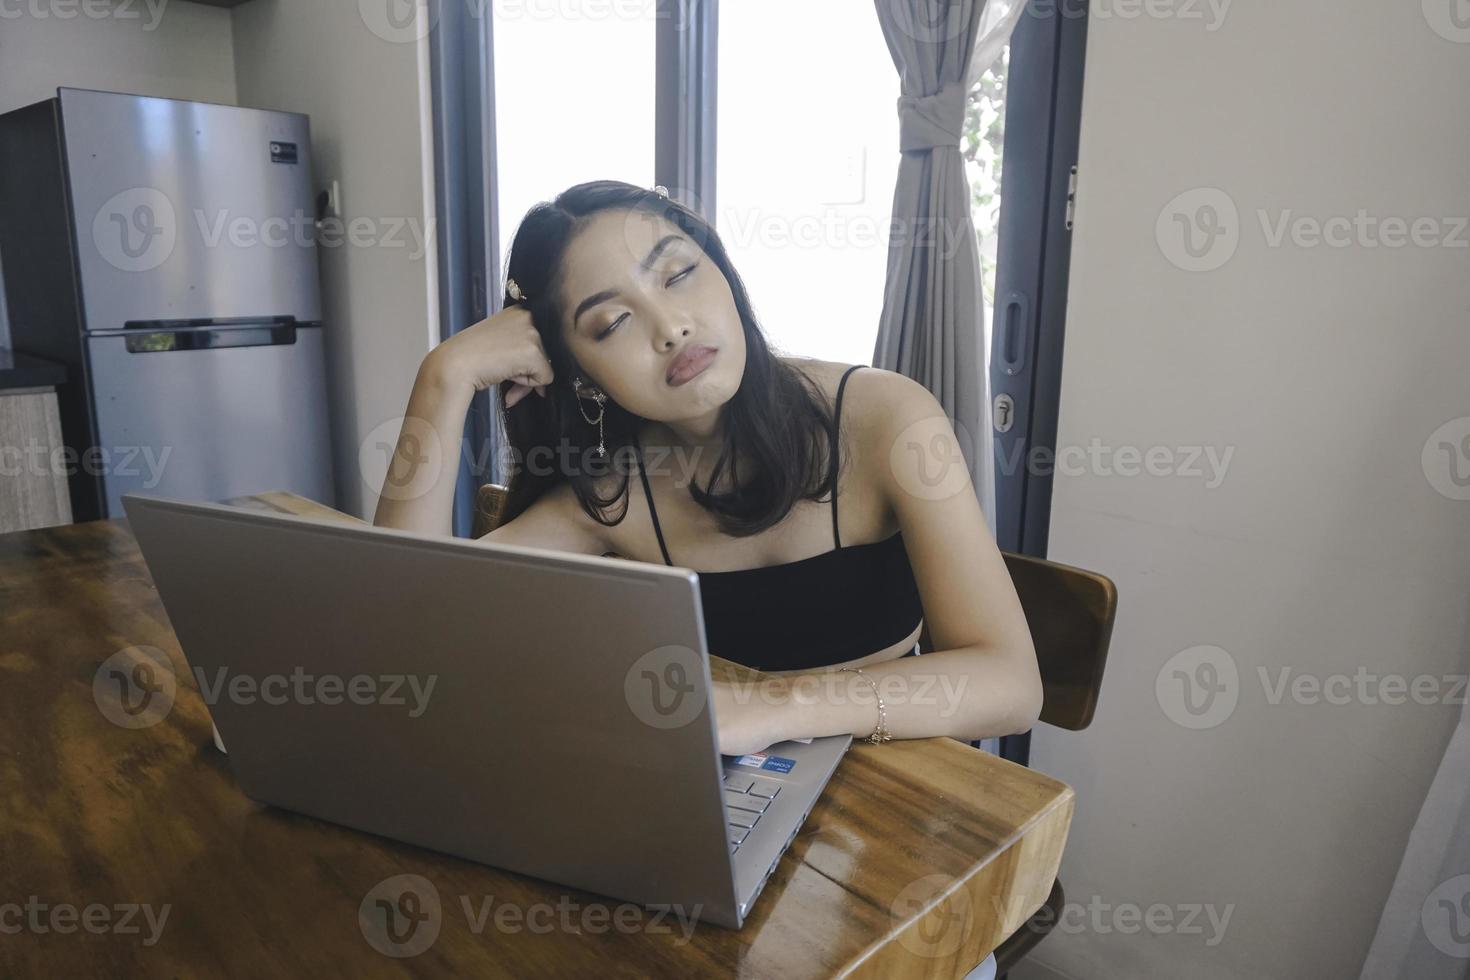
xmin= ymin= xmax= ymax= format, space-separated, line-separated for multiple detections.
xmin=231 ymin=0 xmax=438 ymax=520
xmin=0 ymin=1 xmax=236 ymax=113
xmin=0 ymin=0 xmax=237 ymax=345
xmin=1025 ymin=1 xmax=1470 ymax=978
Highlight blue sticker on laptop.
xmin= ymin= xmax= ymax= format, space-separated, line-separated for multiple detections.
xmin=733 ymin=753 xmax=795 ymax=773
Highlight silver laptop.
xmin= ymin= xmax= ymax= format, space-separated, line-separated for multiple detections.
xmin=120 ymin=492 xmax=851 ymax=929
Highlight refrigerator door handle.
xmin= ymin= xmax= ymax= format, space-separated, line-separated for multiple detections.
xmin=87 ymin=317 xmax=317 ymax=352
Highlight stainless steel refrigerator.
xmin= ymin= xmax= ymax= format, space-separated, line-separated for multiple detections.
xmin=0 ymin=87 xmax=335 ymax=522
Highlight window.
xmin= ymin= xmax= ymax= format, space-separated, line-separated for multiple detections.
xmin=490 ymin=6 xmax=657 ymax=248
xmin=715 ymin=1 xmax=898 ymax=367
xmin=968 ymin=45 xmax=1010 ymax=312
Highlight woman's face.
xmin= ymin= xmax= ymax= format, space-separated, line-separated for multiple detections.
xmin=556 ymin=208 xmax=747 ymax=426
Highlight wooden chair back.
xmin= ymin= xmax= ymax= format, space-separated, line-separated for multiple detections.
xmin=473 ymin=482 xmax=1115 ymax=730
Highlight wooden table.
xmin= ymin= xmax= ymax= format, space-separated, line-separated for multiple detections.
xmin=0 ymin=491 xmax=1073 ymax=978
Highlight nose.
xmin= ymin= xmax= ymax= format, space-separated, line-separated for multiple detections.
xmin=651 ymin=310 xmax=692 ymax=350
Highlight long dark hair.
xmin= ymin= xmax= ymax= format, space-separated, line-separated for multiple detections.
xmin=496 ymin=179 xmax=841 ymax=538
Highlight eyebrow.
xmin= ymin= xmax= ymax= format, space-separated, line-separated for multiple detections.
xmin=572 ymin=234 xmax=686 ymax=330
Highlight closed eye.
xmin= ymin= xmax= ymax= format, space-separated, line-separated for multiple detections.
xmin=593 ymin=263 xmax=699 ymax=341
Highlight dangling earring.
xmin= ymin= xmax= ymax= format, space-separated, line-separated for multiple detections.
xmin=572 ymin=376 xmax=608 ymax=457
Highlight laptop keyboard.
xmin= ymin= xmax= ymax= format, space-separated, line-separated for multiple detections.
xmin=722 ymin=771 xmax=782 ymax=852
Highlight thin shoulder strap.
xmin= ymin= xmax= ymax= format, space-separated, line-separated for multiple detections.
xmin=633 ymin=431 xmax=674 ymax=566
xmin=830 ymin=364 xmax=864 ymax=549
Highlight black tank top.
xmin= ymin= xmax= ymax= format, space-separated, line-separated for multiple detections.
xmin=633 ymin=364 xmax=925 ymax=672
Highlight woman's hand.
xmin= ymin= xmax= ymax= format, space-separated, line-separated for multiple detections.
xmin=429 ymin=305 xmax=553 ymax=408
xmin=710 ymin=676 xmax=789 ymax=757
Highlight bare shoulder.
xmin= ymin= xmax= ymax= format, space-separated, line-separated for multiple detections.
xmin=475 ymin=478 xmax=611 ymax=556
xmin=777 ymin=356 xmax=941 ymax=444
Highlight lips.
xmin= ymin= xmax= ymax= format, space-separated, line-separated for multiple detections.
xmin=666 ymin=345 xmax=718 ymax=386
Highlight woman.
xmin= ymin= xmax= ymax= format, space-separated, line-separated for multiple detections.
xmin=374 ymin=179 xmax=1041 ymax=758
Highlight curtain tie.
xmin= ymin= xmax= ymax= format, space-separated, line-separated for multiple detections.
xmin=896 ymin=80 xmax=967 ymax=151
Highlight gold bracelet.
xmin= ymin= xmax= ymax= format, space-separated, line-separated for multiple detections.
xmin=839 ymin=667 xmax=892 ymax=745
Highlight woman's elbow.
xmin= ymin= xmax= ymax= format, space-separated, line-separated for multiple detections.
xmin=1008 ymin=670 xmax=1045 ymax=735
xmin=986 ymin=652 xmax=1045 ymax=738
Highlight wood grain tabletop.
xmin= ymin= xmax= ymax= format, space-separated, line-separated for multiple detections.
xmin=0 ymin=492 xmax=1073 ymax=978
